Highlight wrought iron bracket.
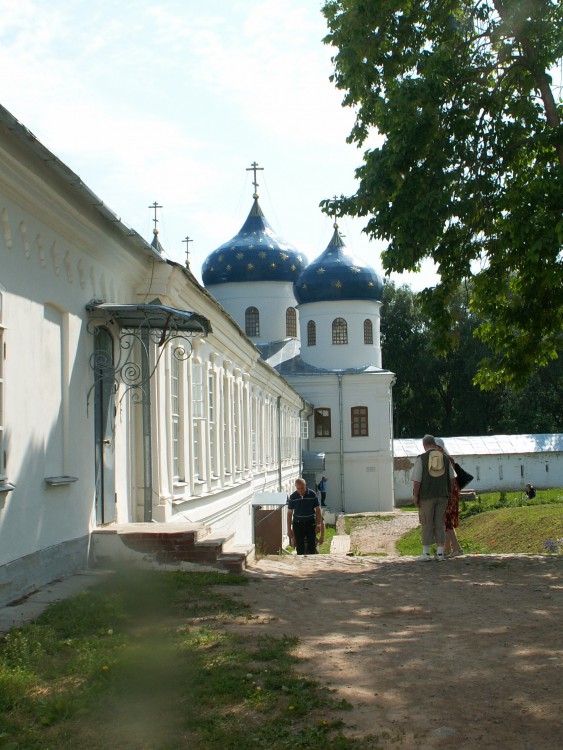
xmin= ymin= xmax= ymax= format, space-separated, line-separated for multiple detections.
xmin=86 ymin=301 xmax=210 ymax=410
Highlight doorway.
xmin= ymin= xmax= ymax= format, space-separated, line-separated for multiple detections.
xmin=93 ymin=327 xmax=116 ymax=524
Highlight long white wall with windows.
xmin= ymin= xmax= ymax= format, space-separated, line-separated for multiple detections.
xmin=0 ymin=104 xmax=309 ymax=607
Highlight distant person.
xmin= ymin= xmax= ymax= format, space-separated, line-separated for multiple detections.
xmin=318 ymin=476 xmax=328 ymax=507
xmin=412 ymin=434 xmax=454 ymax=562
xmin=524 ymin=483 xmax=536 ymax=500
xmin=287 ymin=478 xmax=323 ymax=555
xmin=435 ymin=438 xmax=464 ymax=558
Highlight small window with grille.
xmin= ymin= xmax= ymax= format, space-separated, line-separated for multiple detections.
xmin=363 ymin=319 xmax=373 ymax=344
xmin=286 ymin=307 xmax=297 ymax=337
xmin=332 ymin=317 xmax=348 ymax=344
xmin=307 ymin=320 xmax=316 ymax=346
xmin=245 ymin=306 xmax=260 ymax=337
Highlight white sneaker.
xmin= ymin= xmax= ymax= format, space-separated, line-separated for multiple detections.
xmin=434 ymin=552 xmax=446 ymax=562
xmin=416 ymin=553 xmax=432 ymax=562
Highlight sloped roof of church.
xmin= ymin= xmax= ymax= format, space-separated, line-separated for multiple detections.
xmin=201 ymin=198 xmax=306 ymax=286
xmin=293 ymin=226 xmax=383 ymax=304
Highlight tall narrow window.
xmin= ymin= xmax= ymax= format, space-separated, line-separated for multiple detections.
xmin=286 ymin=307 xmax=297 ymax=337
xmin=351 ymin=406 xmax=369 ymax=437
xmin=307 ymin=320 xmax=316 ymax=346
xmin=363 ymin=319 xmax=373 ymax=344
xmin=208 ymin=371 xmax=216 ymax=475
xmin=191 ymin=363 xmax=204 ymax=481
xmin=314 ymin=407 xmax=331 ymax=437
xmin=332 ymin=317 xmax=348 ymax=344
xmin=245 ymin=306 xmax=260 ymax=337
xmin=0 ymin=286 xmax=5 ymax=479
xmin=171 ymin=350 xmax=186 ymax=482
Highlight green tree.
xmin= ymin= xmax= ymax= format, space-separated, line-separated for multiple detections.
xmin=382 ymin=281 xmax=501 ymax=436
xmin=322 ymin=0 xmax=563 ymax=389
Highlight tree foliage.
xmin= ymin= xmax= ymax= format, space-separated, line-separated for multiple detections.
xmin=322 ymin=0 xmax=563 ymax=388
xmin=381 ymin=281 xmax=563 ymax=436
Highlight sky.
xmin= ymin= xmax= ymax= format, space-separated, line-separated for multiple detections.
xmin=0 ymin=0 xmax=439 ymax=290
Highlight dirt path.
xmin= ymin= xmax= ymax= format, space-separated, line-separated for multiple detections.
xmin=219 ymin=518 xmax=562 ymax=749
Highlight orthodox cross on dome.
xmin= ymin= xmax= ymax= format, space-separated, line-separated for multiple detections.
xmin=246 ymin=161 xmax=264 ymax=199
xmin=182 ymin=236 xmax=193 ymax=270
xmin=148 ymin=201 xmax=163 ymax=238
xmin=330 ymin=195 xmax=339 ymax=230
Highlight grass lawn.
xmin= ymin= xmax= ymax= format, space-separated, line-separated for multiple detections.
xmin=0 ymin=568 xmax=368 ymax=750
xmin=396 ymin=488 xmax=563 ymax=556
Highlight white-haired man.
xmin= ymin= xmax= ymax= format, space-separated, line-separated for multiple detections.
xmin=412 ymin=434 xmax=454 ymax=561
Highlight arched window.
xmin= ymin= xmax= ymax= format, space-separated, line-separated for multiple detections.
xmin=286 ymin=307 xmax=297 ymax=337
xmin=307 ymin=320 xmax=316 ymax=346
xmin=363 ymin=319 xmax=373 ymax=345
xmin=332 ymin=317 xmax=348 ymax=344
xmin=314 ymin=408 xmax=331 ymax=437
xmin=245 ymin=306 xmax=260 ymax=337
xmin=351 ymin=406 xmax=368 ymax=437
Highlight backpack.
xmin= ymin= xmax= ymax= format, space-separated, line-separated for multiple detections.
xmin=427 ymin=450 xmax=445 ymax=477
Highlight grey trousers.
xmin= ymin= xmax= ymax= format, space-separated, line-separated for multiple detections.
xmin=418 ymin=496 xmax=449 ymax=546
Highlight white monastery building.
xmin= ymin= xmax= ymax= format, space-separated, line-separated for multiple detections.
xmin=0 ymin=105 xmax=395 ymax=607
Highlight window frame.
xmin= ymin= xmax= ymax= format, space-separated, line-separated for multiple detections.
xmin=351 ymin=406 xmax=369 ymax=437
xmin=363 ymin=319 xmax=373 ymax=345
xmin=314 ymin=407 xmax=331 ymax=438
xmin=286 ymin=307 xmax=297 ymax=337
xmin=245 ymin=306 xmax=260 ymax=337
xmin=332 ymin=317 xmax=348 ymax=345
xmin=307 ymin=320 xmax=316 ymax=346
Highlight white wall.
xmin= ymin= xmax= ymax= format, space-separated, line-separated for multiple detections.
xmin=206 ymin=280 xmax=299 ymax=343
xmin=298 ymin=299 xmax=382 ymax=370
xmin=393 ymin=452 xmax=563 ymax=504
xmin=287 ymin=371 xmax=394 ymax=512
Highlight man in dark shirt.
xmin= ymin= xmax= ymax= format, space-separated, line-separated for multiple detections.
xmin=287 ymin=478 xmax=323 ymax=555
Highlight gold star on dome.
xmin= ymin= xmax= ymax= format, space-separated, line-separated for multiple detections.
xmin=259 ymin=251 xmax=267 ymax=259
xmin=248 ymin=244 xmax=255 ymax=250
xmin=317 ymin=267 xmax=326 ymax=274
xmin=290 ymin=264 xmax=296 ymax=271
xmin=218 ymin=255 xmax=224 ymax=262
xmin=368 ymin=281 xmax=374 ymax=287
xmin=209 ymin=267 xmax=215 ymax=272
xmin=247 ymin=263 xmax=254 ymax=270
xmin=351 ymin=266 xmax=360 ymax=273
xmin=269 ymin=243 xmax=274 ymax=249
xmin=236 ymin=252 xmax=244 ymax=260
xmin=280 ymin=252 xmax=289 ymax=261
xmin=270 ymin=262 xmax=277 ymax=268
xmin=226 ymin=264 xmax=232 ymax=270
xmin=297 ymin=255 xmax=303 ymax=263
xmin=258 ymin=238 xmax=263 ymax=243
xmin=334 ymin=280 xmax=343 ymax=288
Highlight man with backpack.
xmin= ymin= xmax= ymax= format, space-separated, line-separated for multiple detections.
xmin=412 ymin=434 xmax=455 ymax=562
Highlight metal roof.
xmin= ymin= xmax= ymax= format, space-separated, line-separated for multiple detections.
xmin=202 ymin=198 xmax=306 ymax=286
xmin=294 ymin=226 xmax=383 ymax=305
xmin=394 ymin=434 xmax=563 ymax=458
xmin=85 ymin=301 xmax=212 ymax=336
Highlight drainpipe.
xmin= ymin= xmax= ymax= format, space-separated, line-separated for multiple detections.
xmin=298 ymin=404 xmax=306 ymax=477
xmin=338 ymin=373 xmax=345 ymax=513
xmin=277 ymin=395 xmax=282 ymax=491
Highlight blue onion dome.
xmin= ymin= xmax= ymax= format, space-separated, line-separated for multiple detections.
xmin=293 ymin=225 xmax=384 ymax=304
xmin=202 ymin=198 xmax=307 ymax=285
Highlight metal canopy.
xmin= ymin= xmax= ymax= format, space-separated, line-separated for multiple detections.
xmin=85 ymin=301 xmax=212 ymax=337
xmin=302 ymin=451 xmax=326 ymax=471
xmin=86 ymin=299 xmax=212 ymax=408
